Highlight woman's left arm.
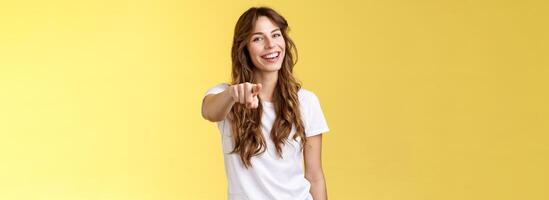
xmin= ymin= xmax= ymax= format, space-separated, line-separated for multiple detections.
xmin=304 ymin=134 xmax=327 ymax=200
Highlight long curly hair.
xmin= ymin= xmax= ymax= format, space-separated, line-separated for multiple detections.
xmin=228 ymin=7 xmax=306 ymax=168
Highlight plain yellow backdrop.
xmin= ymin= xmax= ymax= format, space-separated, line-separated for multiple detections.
xmin=1 ymin=0 xmax=547 ymax=199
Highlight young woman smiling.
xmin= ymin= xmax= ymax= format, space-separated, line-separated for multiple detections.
xmin=202 ymin=7 xmax=330 ymax=200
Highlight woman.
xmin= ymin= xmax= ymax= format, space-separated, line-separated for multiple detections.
xmin=201 ymin=6 xmax=330 ymax=200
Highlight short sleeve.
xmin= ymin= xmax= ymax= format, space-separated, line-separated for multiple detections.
xmin=202 ymin=83 xmax=231 ymax=130
xmin=203 ymin=83 xmax=230 ymax=98
xmin=304 ymin=92 xmax=330 ymax=137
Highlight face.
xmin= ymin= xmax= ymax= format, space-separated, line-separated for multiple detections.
xmin=247 ymin=16 xmax=286 ymax=73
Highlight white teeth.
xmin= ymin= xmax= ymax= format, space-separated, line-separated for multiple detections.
xmin=262 ymin=52 xmax=278 ymax=59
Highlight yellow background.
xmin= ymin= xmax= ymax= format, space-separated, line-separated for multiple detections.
xmin=1 ymin=0 xmax=547 ymax=199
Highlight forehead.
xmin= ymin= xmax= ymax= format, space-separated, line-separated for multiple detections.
xmin=252 ymin=16 xmax=280 ymax=33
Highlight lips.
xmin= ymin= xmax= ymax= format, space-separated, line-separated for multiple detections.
xmin=261 ymin=51 xmax=280 ymax=59
xmin=260 ymin=51 xmax=281 ymax=63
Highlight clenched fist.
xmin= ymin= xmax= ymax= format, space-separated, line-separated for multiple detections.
xmin=229 ymin=82 xmax=263 ymax=109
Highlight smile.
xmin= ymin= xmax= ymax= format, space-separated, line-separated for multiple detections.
xmin=260 ymin=51 xmax=281 ymax=63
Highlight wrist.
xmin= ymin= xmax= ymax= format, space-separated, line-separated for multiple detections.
xmin=225 ymin=86 xmax=236 ymax=104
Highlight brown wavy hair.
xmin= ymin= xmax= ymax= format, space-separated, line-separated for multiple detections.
xmin=228 ymin=7 xmax=306 ymax=168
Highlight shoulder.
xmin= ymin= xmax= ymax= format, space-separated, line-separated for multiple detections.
xmin=298 ymin=87 xmax=321 ymax=105
xmin=204 ymin=82 xmax=231 ymax=97
xmin=298 ymin=87 xmax=330 ymax=136
xmin=212 ymin=82 xmax=231 ymax=89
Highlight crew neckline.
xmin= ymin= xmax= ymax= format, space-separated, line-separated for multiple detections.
xmin=261 ymin=100 xmax=274 ymax=107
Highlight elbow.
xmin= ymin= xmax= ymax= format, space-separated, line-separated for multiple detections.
xmin=202 ymin=110 xmax=216 ymax=122
xmin=202 ymin=112 xmax=211 ymax=122
xmin=201 ymin=98 xmax=221 ymax=122
xmin=202 ymin=110 xmax=223 ymax=122
xmin=201 ymin=106 xmax=214 ymax=122
xmin=208 ymin=116 xmax=224 ymax=123
xmin=204 ymin=116 xmax=221 ymax=123
xmin=201 ymin=99 xmax=227 ymax=122
xmin=305 ymin=175 xmax=325 ymax=184
xmin=305 ymin=171 xmax=325 ymax=183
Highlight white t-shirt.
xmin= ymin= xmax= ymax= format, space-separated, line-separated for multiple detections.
xmin=203 ymin=83 xmax=330 ymax=200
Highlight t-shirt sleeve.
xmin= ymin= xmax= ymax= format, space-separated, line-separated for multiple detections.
xmin=202 ymin=83 xmax=231 ymax=129
xmin=304 ymin=92 xmax=330 ymax=137
xmin=203 ymin=83 xmax=230 ymax=98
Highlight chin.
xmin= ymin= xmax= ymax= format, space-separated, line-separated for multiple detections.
xmin=255 ymin=62 xmax=282 ymax=72
xmin=262 ymin=65 xmax=282 ymax=72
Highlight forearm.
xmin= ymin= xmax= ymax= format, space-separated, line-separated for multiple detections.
xmin=308 ymin=176 xmax=327 ymax=200
xmin=202 ymin=88 xmax=235 ymax=122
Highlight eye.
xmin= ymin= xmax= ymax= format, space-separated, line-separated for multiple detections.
xmin=273 ymin=33 xmax=282 ymax=38
xmin=252 ymin=37 xmax=263 ymax=42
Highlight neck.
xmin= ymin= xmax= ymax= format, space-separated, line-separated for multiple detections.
xmin=254 ymin=70 xmax=278 ymax=102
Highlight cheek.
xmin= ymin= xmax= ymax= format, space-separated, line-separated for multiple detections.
xmin=277 ymin=40 xmax=286 ymax=50
xmin=248 ymin=45 xmax=260 ymax=59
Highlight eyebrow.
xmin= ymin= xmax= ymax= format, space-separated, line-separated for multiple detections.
xmin=252 ymin=28 xmax=281 ymax=36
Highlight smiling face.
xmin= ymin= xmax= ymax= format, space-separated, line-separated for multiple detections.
xmin=247 ymin=16 xmax=286 ymax=73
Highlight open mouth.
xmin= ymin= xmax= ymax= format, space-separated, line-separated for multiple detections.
xmin=260 ymin=51 xmax=281 ymax=63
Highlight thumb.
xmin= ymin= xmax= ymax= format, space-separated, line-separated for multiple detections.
xmin=252 ymin=83 xmax=262 ymax=96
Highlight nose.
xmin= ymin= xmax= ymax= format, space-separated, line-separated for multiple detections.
xmin=264 ymin=37 xmax=275 ymax=49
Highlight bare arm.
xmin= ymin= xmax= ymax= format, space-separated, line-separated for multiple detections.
xmin=201 ymin=82 xmax=262 ymax=122
xmin=304 ymin=134 xmax=327 ymax=200
xmin=202 ymin=88 xmax=235 ymax=122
